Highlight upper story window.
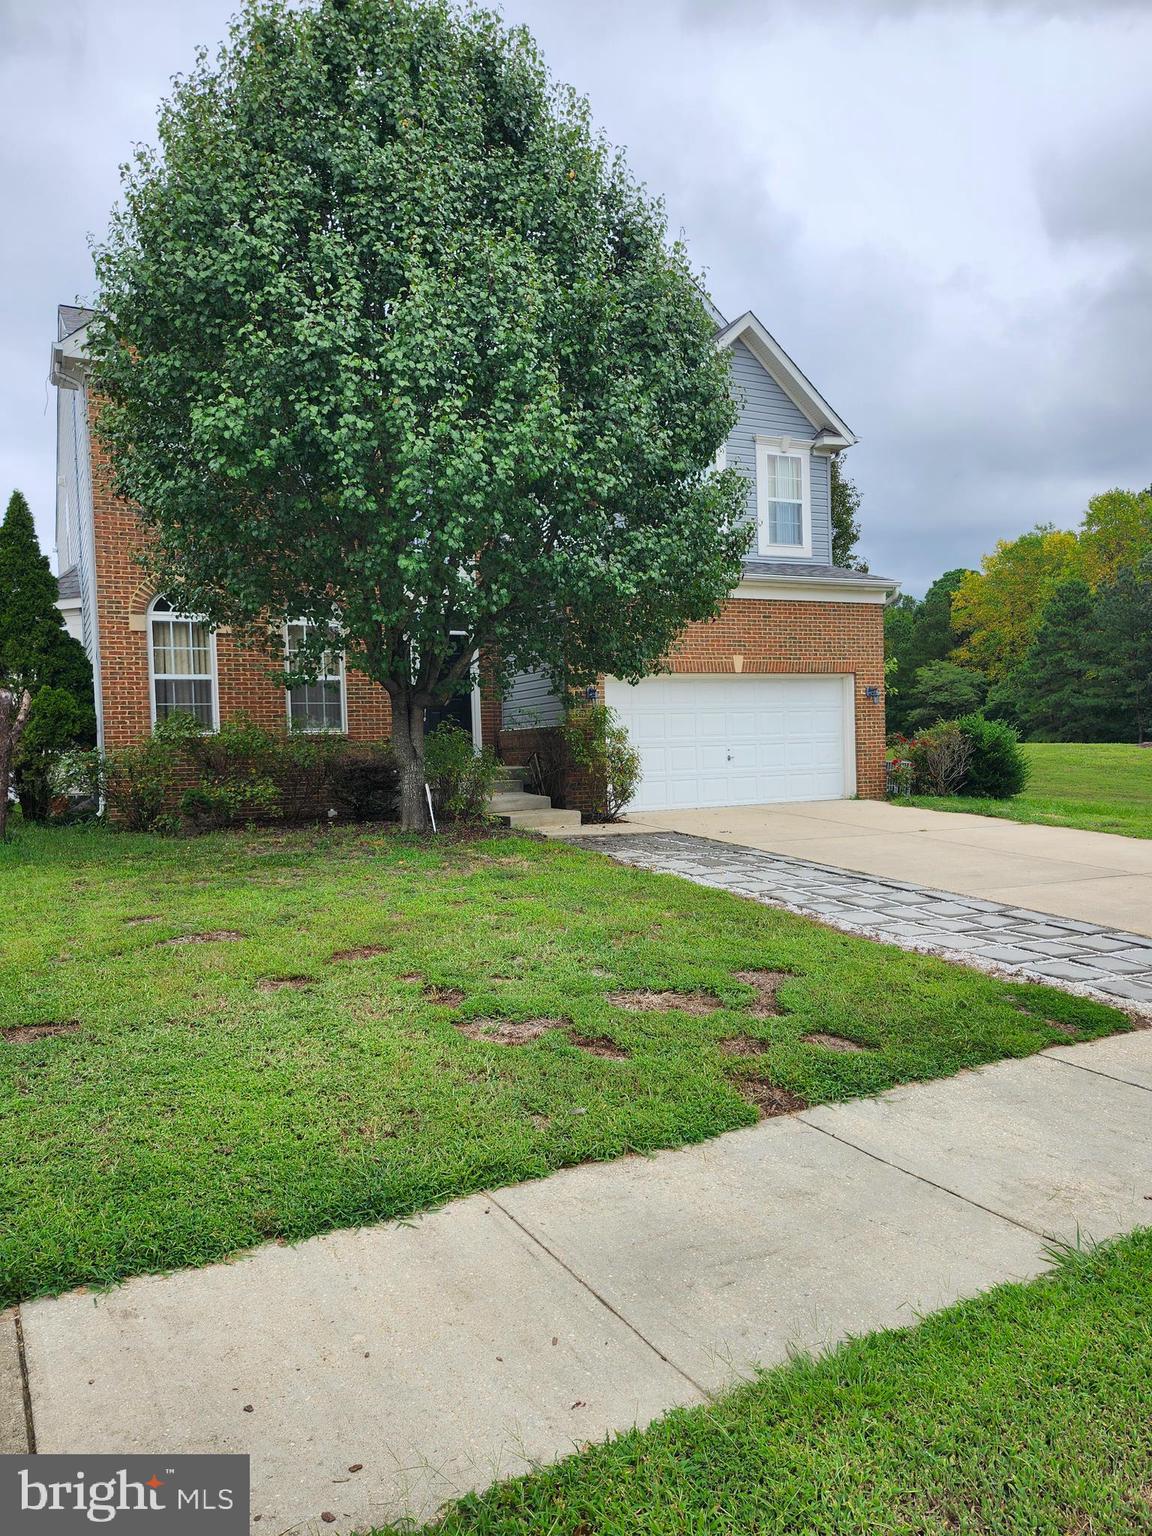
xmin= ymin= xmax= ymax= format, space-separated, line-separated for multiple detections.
xmin=285 ymin=620 xmax=346 ymax=732
xmin=149 ymin=597 xmax=216 ymax=727
xmin=755 ymin=436 xmax=812 ymax=557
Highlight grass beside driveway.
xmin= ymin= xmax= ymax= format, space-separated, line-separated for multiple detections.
xmin=0 ymin=823 xmax=1130 ymax=1305
xmin=906 ymin=742 xmax=1152 ymax=838
xmin=389 ymin=1229 xmax=1152 ymax=1536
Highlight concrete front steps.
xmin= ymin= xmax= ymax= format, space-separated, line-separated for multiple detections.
xmin=487 ymin=766 xmax=582 ymax=833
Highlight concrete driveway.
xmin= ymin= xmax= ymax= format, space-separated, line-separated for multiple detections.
xmin=577 ymin=800 xmax=1152 ymax=938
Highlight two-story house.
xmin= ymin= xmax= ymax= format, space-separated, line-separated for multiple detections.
xmin=50 ymin=301 xmax=897 ymax=814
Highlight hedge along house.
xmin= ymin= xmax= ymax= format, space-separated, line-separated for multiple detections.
xmin=50 ymin=301 xmax=898 ymax=814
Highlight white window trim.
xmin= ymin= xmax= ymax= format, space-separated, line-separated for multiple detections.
xmin=147 ymin=598 xmax=219 ymax=731
xmin=284 ymin=620 xmax=348 ymax=735
xmin=755 ymin=434 xmax=813 ymax=558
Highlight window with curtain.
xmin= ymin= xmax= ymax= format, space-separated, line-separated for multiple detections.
xmin=285 ymin=620 xmax=345 ymax=732
xmin=149 ymin=597 xmax=215 ymax=726
xmin=765 ymin=451 xmax=804 ymax=546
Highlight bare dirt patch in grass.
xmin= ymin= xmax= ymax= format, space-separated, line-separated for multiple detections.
xmin=718 ymin=1035 xmax=772 ymax=1057
xmin=330 ymin=945 xmax=390 ymax=962
xmin=608 ymin=989 xmax=721 ymax=1015
xmin=161 ymin=931 xmax=245 ymax=946
xmin=423 ymin=985 xmax=466 ymax=1005
xmin=257 ymin=976 xmax=315 ymax=993
xmin=400 ymin=971 xmax=425 ymax=983
xmin=3 ymin=1022 xmax=80 ymax=1044
xmin=569 ymin=1033 xmax=630 ymax=1060
xmin=734 ymin=1077 xmax=809 ymax=1118
xmin=123 ymin=915 xmax=162 ymax=927
xmin=1041 ymin=1019 xmax=1082 ymax=1039
xmin=733 ymin=970 xmax=792 ymax=1017
xmin=801 ymin=1032 xmax=874 ymax=1053
xmin=455 ymin=1016 xmax=569 ymax=1046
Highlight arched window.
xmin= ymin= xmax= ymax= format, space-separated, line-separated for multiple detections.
xmin=285 ymin=620 xmax=346 ymax=732
xmin=149 ymin=597 xmax=216 ymax=727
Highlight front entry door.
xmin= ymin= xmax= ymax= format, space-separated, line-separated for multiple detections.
xmin=424 ymin=635 xmax=478 ymax=743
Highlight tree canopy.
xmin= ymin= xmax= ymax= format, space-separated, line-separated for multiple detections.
xmin=830 ymin=457 xmax=867 ymax=571
xmin=952 ymin=526 xmax=1079 ymax=682
xmin=91 ymin=0 xmax=747 ymax=825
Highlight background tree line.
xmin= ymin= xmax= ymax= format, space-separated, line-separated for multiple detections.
xmin=886 ymin=486 xmax=1152 ymax=741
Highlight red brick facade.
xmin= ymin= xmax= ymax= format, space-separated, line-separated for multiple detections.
xmin=92 ymin=400 xmax=404 ymax=753
xmin=500 ymin=596 xmax=887 ymax=806
xmin=88 ymin=400 xmax=885 ymax=799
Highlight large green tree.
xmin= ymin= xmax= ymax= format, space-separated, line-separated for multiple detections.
xmin=91 ymin=0 xmax=747 ymax=827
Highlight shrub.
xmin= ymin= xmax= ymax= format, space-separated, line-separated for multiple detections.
xmin=47 ymin=748 xmax=104 ymax=821
xmin=562 ymin=704 xmax=641 ymax=822
xmin=103 ymin=713 xmax=205 ymax=831
xmin=99 ymin=712 xmax=401 ymax=832
xmin=955 ymin=713 xmax=1030 ymax=799
xmin=424 ymin=723 xmax=500 ymax=823
xmin=14 ymin=685 xmax=95 ymax=822
xmin=327 ymin=743 xmax=399 ymax=821
xmin=908 ymin=721 xmax=973 ymax=796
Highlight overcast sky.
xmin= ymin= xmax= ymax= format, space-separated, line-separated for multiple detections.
xmin=2 ymin=0 xmax=1149 ymax=594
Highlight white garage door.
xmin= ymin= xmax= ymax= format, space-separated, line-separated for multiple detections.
xmin=604 ymin=674 xmax=852 ymax=812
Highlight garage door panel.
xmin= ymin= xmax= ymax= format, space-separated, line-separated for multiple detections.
xmin=605 ymin=673 xmax=850 ymax=812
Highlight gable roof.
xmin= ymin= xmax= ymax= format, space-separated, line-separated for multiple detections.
xmin=715 ymin=311 xmax=856 ymax=447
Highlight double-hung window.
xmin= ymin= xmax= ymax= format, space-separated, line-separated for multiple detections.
xmin=149 ymin=597 xmax=216 ymax=727
xmin=755 ymin=436 xmax=812 ymax=557
xmin=285 ymin=620 xmax=346 ymax=732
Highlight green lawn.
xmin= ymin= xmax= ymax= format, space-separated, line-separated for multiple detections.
xmin=906 ymin=742 xmax=1152 ymax=837
xmin=0 ymin=823 xmax=1130 ymax=1305
xmin=387 ymin=1230 xmax=1152 ymax=1536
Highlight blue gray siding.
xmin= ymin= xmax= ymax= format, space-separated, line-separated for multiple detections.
xmin=724 ymin=340 xmax=832 ymax=566
xmin=502 ymin=667 xmax=564 ymax=731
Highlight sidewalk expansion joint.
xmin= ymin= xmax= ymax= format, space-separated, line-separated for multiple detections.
xmin=796 ymin=1116 xmax=1053 ymax=1245
xmin=485 ymin=1192 xmax=710 ymax=1400
xmin=14 ymin=1308 xmax=36 ymax=1454
xmin=1040 ymin=1050 xmax=1152 ymax=1094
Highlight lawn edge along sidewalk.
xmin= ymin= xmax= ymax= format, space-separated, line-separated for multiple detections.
xmin=13 ymin=1031 xmax=1152 ymax=1535
xmin=570 ymin=832 xmax=1152 ymax=1015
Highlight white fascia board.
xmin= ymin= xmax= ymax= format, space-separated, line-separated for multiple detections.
xmin=51 ymin=325 xmax=91 ymax=390
xmin=715 ymin=311 xmax=857 ymax=445
xmin=733 ymin=576 xmax=899 ymax=605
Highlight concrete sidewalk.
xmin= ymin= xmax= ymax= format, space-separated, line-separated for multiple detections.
xmin=4 ymin=1031 xmax=1150 ymax=1533
xmin=563 ymin=800 xmax=1152 ymax=938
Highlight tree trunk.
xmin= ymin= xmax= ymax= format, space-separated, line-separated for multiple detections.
xmin=0 ymin=687 xmax=33 ymax=842
xmin=388 ymin=684 xmax=430 ymax=832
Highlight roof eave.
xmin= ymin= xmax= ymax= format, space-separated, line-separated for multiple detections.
xmin=716 ymin=311 xmax=857 ymax=446
xmin=739 ymin=567 xmax=900 ymax=596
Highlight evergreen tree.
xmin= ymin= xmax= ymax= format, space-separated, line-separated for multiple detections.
xmin=0 ymin=490 xmax=95 ymax=821
xmin=0 ymin=490 xmax=95 ymax=713
xmin=1094 ymin=559 xmax=1152 ymax=741
xmin=1012 ymin=578 xmax=1121 ymax=741
xmin=830 ymin=457 xmax=867 ymax=571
